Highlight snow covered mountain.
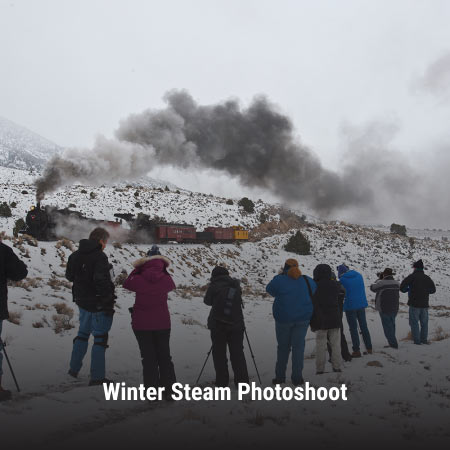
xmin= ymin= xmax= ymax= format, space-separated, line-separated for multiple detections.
xmin=0 ymin=116 xmax=61 ymax=171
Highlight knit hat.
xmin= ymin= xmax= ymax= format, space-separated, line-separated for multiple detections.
xmin=283 ymin=258 xmax=302 ymax=280
xmin=337 ymin=264 xmax=349 ymax=278
xmin=211 ymin=266 xmax=229 ymax=278
xmin=413 ymin=259 xmax=424 ymax=270
xmin=147 ymin=244 xmax=161 ymax=256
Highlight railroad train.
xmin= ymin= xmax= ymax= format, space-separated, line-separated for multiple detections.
xmin=21 ymin=205 xmax=249 ymax=244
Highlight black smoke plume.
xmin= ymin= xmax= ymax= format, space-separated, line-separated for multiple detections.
xmin=35 ymin=90 xmax=371 ymax=214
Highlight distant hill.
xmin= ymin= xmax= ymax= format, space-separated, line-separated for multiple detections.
xmin=0 ymin=116 xmax=61 ymax=170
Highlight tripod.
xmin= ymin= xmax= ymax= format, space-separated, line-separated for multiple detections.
xmin=196 ymin=325 xmax=262 ymax=385
xmin=0 ymin=339 xmax=21 ymax=392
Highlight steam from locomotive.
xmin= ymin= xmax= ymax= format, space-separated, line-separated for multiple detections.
xmin=35 ymin=90 xmax=371 ymax=215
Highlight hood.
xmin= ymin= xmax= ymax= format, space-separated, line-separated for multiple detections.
xmin=133 ymin=255 xmax=171 ymax=268
xmin=340 ymin=269 xmax=359 ymax=280
xmin=313 ymin=264 xmax=332 ymax=282
xmin=210 ymin=274 xmax=240 ymax=287
xmin=78 ymin=239 xmax=102 ymax=254
xmin=132 ymin=255 xmax=171 ymax=284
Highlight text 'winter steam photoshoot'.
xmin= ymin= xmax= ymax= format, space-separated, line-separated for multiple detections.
xmin=1 ymin=1 xmax=450 ymax=449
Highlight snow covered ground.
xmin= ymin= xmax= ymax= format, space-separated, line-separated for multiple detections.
xmin=0 ymin=169 xmax=449 ymax=448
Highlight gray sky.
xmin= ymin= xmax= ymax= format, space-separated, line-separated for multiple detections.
xmin=1 ymin=0 xmax=450 ymax=226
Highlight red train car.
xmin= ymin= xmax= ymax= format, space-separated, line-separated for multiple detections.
xmin=156 ymin=224 xmax=197 ymax=243
xmin=204 ymin=227 xmax=234 ymax=242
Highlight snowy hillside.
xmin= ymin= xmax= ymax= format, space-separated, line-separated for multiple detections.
xmin=0 ymin=167 xmax=449 ymax=447
xmin=0 ymin=117 xmax=61 ymax=170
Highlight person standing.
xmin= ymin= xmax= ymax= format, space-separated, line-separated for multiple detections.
xmin=0 ymin=239 xmax=28 ymax=401
xmin=337 ymin=264 xmax=373 ymax=357
xmin=400 ymin=259 xmax=436 ymax=345
xmin=266 ymin=259 xmax=316 ymax=386
xmin=327 ymin=272 xmax=352 ymax=362
xmin=203 ymin=266 xmax=249 ymax=388
xmin=310 ymin=264 xmax=342 ymax=374
xmin=123 ymin=245 xmax=177 ymax=399
xmin=66 ymin=228 xmax=116 ymax=385
xmin=370 ymin=268 xmax=400 ymax=349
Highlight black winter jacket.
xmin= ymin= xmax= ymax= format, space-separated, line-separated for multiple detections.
xmin=310 ymin=264 xmax=342 ymax=332
xmin=204 ymin=275 xmax=244 ymax=329
xmin=400 ymin=270 xmax=436 ymax=308
xmin=0 ymin=242 xmax=28 ymax=320
xmin=66 ymin=239 xmax=115 ymax=313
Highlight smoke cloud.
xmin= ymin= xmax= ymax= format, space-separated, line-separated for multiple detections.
xmin=415 ymin=50 xmax=450 ymax=102
xmin=35 ymin=90 xmax=450 ymax=227
xmin=36 ymin=90 xmax=371 ymax=214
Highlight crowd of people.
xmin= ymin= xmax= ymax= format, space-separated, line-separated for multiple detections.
xmin=0 ymin=227 xmax=437 ymax=401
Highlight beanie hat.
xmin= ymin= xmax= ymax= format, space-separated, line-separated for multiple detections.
xmin=283 ymin=258 xmax=302 ymax=280
xmin=337 ymin=264 xmax=349 ymax=278
xmin=211 ymin=266 xmax=229 ymax=278
xmin=413 ymin=259 xmax=424 ymax=270
xmin=147 ymin=244 xmax=161 ymax=256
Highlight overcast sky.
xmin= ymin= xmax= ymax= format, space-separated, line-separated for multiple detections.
xmin=1 ymin=0 xmax=450 ymax=225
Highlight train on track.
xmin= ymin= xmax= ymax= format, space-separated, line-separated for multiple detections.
xmin=21 ymin=204 xmax=249 ymax=244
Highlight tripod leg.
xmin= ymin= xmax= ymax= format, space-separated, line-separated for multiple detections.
xmin=244 ymin=329 xmax=262 ymax=385
xmin=0 ymin=340 xmax=20 ymax=393
xmin=195 ymin=345 xmax=213 ymax=385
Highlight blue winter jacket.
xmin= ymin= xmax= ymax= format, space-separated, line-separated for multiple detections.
xmin=266 ymin=274 xmax=316 ymax=323
xmin=339 ymin=270 xmax=368 ymax=311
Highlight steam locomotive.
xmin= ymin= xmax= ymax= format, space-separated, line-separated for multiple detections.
xmin=22 ymin=205 xmax=249 ymax=244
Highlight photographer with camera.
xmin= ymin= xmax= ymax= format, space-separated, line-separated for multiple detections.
xmin=370 ymin=268 xmax=400 ymax=349
xmin=123 ymin=245 xmax=177 ymax=400
xmin=66 ymin=227 xmax=116 ymax=386
xmin=0 ymin=238 xmax=28 ymax=401
xmin=203 ymin=266 xmax=249 ymax=388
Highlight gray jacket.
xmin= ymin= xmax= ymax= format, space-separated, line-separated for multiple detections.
xmin=370 ymin=276 xmax=400 ymax=314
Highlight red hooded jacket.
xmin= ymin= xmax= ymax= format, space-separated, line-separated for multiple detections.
xmin=123 ymin=255 xmax=176 ymax=330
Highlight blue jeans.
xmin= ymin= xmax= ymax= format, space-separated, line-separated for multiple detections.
xmin=69 ymin=307 xmax=114 ymax=381
xmin=409 ymin=307 xmax=428 ymax=344
xmin=345 ymin=308 xmax=372 ymax=352
xmin=0 ymin=320 xmax=3 ymax=377
xmin=379 ymin=312 xmax=398 ymax=348
xmin=275 ymin=320 xmax=309 ymax=384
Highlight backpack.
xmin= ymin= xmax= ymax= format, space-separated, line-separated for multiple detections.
xmin=211 ymin=283 xmax=243 ymax=325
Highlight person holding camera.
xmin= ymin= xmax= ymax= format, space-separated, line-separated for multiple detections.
xmin=337 ymin=264 xmax=373 ymax=357
xmin=400 ymin=259 xmax=436 ymax=345
xmin=123 ymin=245 xmax=176 ymax=399
xmin=66 ymin=227 xmax=116 ymax=386
xmin=266 ymin=259 xmax=316 ymax=386
xmin=203 ymin=266 xmax=249 ymax=388
xmin=370 ymin=268 xmax=400 ymax=349
xmin=0 ymin=238 xmax=28 ymax=401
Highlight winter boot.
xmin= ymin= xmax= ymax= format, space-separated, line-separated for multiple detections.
xmin=292 ymin=378 xmax=304 ymax=386
xmin=351 ymin=351 xmax=362 ymax=358
xmin=68 ymin=369 xmax=78 ymax=379
xmin=0 ymin=388 xmax=12 ymax=402
xmin=272 ymin=378 xmax=284 ymax=385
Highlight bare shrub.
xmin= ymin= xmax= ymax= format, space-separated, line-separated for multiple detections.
xmin=47 ymin=277 xmax=71 ymax=291
xmin=52 ymin=303 xmax=75 ymax=333
xmin=114 ymin=269 xmax=128 ymax=286
xmin=56 ymin=239 xmax=74 ymax=251
xmin=432 ymin=326 xmax=450 ymax=342
xmin=7 ymin=311 xmax=22 ymax=325
xmin=32 ymin=321 xmax=44 ymax=328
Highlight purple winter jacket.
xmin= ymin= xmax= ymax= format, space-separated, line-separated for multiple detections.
xmin=123 ymin=255 xmax=176 ymax=330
